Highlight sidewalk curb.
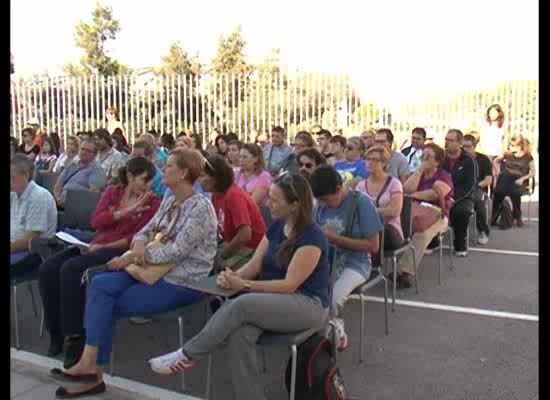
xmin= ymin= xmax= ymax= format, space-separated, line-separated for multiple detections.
xmin=11 ymin=348 xmax=203 ymax=400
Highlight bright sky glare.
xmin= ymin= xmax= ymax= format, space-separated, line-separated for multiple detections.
xmin=11 ymin=0 xmax=538 ymax=102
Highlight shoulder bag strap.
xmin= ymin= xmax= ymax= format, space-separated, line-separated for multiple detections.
xmin=375 ymin=176 xmax=393 ymax=208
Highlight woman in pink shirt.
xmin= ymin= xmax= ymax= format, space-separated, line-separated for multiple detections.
xmin=356 ymin=146 xmax=404 ymax=257
xmin=235 ymin=143 xmax=272 ymax=206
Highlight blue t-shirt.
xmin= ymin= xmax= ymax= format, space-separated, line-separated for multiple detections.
xmin=334 ymin=159 xmax=369 ymax=184
xmin=262 ymin=220 xmax=330 ymax=307
xmin=151 ymin=167 xmax=167 ymax=198
xmin=314 ymin=189 xmax=383 ymax=279
xmin=163 ymin=181 xmax=211 ymax=201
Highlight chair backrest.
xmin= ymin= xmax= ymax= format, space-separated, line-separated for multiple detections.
xmin=259 ymin=205 xmax=273 ymax=227
xmin=38 ymin=172 xmax=59 ymax=195
xmin=63 ymin=190 xmax=102 ymax=231
xmin=400 ymin=196 xmax=414 ymax=240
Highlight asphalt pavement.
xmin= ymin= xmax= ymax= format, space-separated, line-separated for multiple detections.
xmin=11 ymin=202 xmax=539 ymax=400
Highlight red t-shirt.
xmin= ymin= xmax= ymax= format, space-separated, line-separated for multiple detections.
xmin=212 ymin=184 xmax=266 ymax=249
xmin=90 ymin=185 xmax=161 ymax=246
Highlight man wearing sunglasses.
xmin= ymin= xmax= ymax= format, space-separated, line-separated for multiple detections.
xmin=297 ymin=148 xmax=326 ymax=181
xmin=334 ymin=136 xmax=369 ymax=188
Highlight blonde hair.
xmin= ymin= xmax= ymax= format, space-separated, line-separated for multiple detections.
xmin=365 ymin=145 xmax=391 ymax=164
xmin=169 ymin=148 xmax=205 ymax=184
xmin=106 ymin=106 xmax=120 ymax=120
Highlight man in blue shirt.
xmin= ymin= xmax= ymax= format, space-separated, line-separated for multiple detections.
xmin=310 ymin=165 xmax=383 ymax=351
xmin=333 ymin=136 xmax=369 ymax=188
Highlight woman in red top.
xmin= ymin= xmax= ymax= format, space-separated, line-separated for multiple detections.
xmin=200 ymin=155 xmax=266 ymax=271
xmin=38 ymin=157 xmax=161 ymax=369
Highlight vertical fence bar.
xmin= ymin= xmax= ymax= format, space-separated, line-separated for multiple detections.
xmin=153 ymin=77 xmax=159 ymax=132
xmin=38 ymin=80 xmax=44 ymax=135
xmin=293 ymin=71 xmax=297 ymax=134
xmin=195 ymin=75 xmax=200 ymax=135
xmin=123 ymin=75 xmax=129 ymax=138
xmin=273 ymin=72 xmax=277 ymax=127
xmin=182 ymin=75 xmax=187 ymax=131
xmin=244 ymin=74 xmax=249 ymax=136
xmin=256 ymin=73 xmax=261 ymax=136
xmin=317 ymin=72 xmax=322 ymax=127
xmin=21 ymin=81 xmax=28 ymax=127
xmin=237 ymin=74 xmax=242 ymax=137
xmin=232 ymin=73 xmax=236 ymax=132
xmin=135 ymin=77 xmax=140 ymax=136
xmin=201 ymin=78 xmax=207 ymax=138
xmin=164 ymin=75 xmax=169 ymax=134
xmin=172 ymin=75 xmax=176 ymax=134
xmin=286 ymin=68 xmax=291 ymax=137
xmin=304 ymin=72 xmax=309 ymax=128
xmin=534 ymin=79 xmax=539 ymax=148
xmin=11 ymin=82 xmax=17 ymax=139
xmin=77 ymin=77 xmax=83 ymax=132
xmin=26 ymin=80 xmax=32 ymax=123
xmin=45 ymin=78 xmax=51 ymax=135
xmin=188 ymin=75 xmax=193 ymax=134
xmin=16 ymin=80 xmax=23 ymax=139
xmin=177 ymin=75 xmax=182 ymax=133
xmin=266 ymin=72 xmax=270 ymax=134
xmin=66 ymin=78 xmax=72 ymax=137
xmin=61 ymin=78 xmax=68 ymax=138
xmin=159 ymin=75 xmax=164 ymax=135
xmin=31 ymin=79 xmax=38 ymax=122
xmin=56 ymin=77 xmax=62 ymax=133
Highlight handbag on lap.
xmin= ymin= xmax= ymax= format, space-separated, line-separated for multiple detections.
xmin=411 ymin=181 xmax=449 ymax=233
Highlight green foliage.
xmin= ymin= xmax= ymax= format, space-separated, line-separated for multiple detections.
xmin=73 ymin=1 xmax=121 ymax=76
xmin=157 ymin=41 xmax=194 ymax=76
xmin=211 ymin=25 xmax=252 ymax=75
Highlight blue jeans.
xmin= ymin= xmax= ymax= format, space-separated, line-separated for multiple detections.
xmin=85 ymin=271 xmax=205 ymax=365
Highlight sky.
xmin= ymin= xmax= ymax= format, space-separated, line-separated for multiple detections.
xmin=11 ymin=0 xmax=538 ymax=103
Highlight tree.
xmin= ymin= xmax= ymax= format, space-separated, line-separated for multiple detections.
xmin=210 ymin=25 xmax=251 ymax=75
xmin=73 ymin=1 xmax=121 ymax=76
xmin=156 ymin=41 xmax=193 ymax=76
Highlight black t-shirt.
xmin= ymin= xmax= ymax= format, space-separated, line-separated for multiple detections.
xmin=19 ymin=143 xmax=40 ymax=157
xmin=475 ymin=152 xmax=493 ymax=193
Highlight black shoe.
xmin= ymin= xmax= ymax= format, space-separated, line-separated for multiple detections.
xmin=63 ymin=336 xmax=85 ymax=370
xmin=47 ymin=335 xmax=64 ymax=357
xmin=396 ymin=273 xmax=413 ymax=290
xmin=55 ymin=382 xmax=105 ymax=398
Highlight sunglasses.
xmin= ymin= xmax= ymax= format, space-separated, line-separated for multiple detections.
xmin=275 ymin=172 xmax=299 ymax=200
xmin=299 ymin=161 xmax=315 ymax=169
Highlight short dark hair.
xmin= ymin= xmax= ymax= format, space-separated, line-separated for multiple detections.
xmin=147 ymin=129 xmax=160 ymax=138
xmin=411 ymin=127 xmax=427 ymax=138
xmin=271 ymin=126 xmax=286 ymax=137
xmin=226 ymin=132 xmax=239 ymax=142
xmin=190 ymin=134 xmax=203 ymax=151
xmin=93 ymin=128 xmax=113 ymax=147
xmin=205 ymin=155 xmax=235 ymax=193
xmin=376 ymin=128 xmax=394 ymax=144
xmin=22 ymin=127 xmax=36 ymax=138
xmin=161 ymin=133 xmax=176 ymax=150
xmin=309 ymin=165 xmax=343 ymax=198
xmin=447 ymin=129 xmax=464 ymax=142
xmin=297 ymin=148 xmax=326 ymax=167
xmin=41 ymin=137 xmax=57 ymax=155
xmin=330 ymin=135 xmax=347 ymax=147
xmin=317 ymin=129 xmax=332 ymax=139
xmin=118 ymin=156 xmax=156 ymax=186
xmin=241 ymin=143 xmax=265 ymax=172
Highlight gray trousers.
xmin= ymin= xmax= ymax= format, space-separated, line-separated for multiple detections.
xmin=183 ymin=292 xmax=328 ymax=400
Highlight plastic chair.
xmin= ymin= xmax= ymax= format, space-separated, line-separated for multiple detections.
xmin=60 ymin=190 xmax=102 ymax=231
xmin=385 ymin=196 xmax=418 ymax=311
xmin=37 ymin=171 xmax=59 ymax=195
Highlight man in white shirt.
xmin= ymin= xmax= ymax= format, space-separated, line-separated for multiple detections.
xmin=11 ymin=155 xmax=57 ymax=274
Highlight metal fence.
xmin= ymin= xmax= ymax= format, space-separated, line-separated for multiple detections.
xmin=10 ymin=71 xmax=538 ymax=149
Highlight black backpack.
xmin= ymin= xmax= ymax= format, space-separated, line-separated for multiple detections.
xmin=496 ymin=196 xmax=514 ymax=230
xmin=285 ymin=333 xmax=346 ymax=400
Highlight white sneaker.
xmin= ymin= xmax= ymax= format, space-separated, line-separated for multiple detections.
xmin=149 ymin=349 xmax=194 ymax=375
xmin=130 ymin=317 xmax=153 ymax=325
xmin=454 ymin=251 xmax=468 ymax=257
xmin=477 ymin=232 xmax=489 ymax=245
xmin=332 ymin=318 xmax=348 ymax=352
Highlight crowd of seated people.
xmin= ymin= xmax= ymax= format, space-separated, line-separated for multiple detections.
xmin=9 ymin=118 xmax=536 ymax=399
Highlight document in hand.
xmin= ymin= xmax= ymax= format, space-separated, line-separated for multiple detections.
xmin=55 ymin=231 xmax=91 ymax=248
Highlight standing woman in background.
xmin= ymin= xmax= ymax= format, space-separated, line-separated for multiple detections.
xmin=105 ymin=107 xmax=126 ymax=140
xmin=480 ymin=104 xmax=506 ymax=158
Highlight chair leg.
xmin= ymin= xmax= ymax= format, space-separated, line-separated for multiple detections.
xmin=110 ymin=347 xmax=115 ymax=376
xmin=178 ymin=316 xmax=185 ymax=392
xmin=261 ymin=348 xmax=267 ymax=373
xmin=360 ymin=293 xmax=365 ymax=363
xmin=13 ymin=285 xmax=20 ymax=350
xmin=40 ymin=308 xmax=45 ymax=338
xmin=473 ymin=214 xmax=477 ymax=246
xmin=206 ymin=354 xmax=213 ymax=400
xmin=391 ymin=257 xmax=397 ymax=312
xmin=528 ymin=196 xmax=531 ymax=225
xmin=438 ymin=234 xmax=443 ymax=285
xmin=411 ymin=247 xmax=418 ymax=294
xmin=290 ymin=345 xmax=298 ymax=400
xmin=382 ymin=277 xmax=389 ymax=335
xmin=28 ymin=283 xmax=38 ymax=317
xmin=449 ymin=229 xmax=454 ymax=270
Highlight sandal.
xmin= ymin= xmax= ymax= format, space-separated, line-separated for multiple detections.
xmin=50 ymin=368 xmax=98 ymax=384
xmin=55 ymin=382 xmax=106 ymax=399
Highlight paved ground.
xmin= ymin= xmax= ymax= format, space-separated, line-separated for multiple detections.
xmin=11 ymin=203 xmax=539 ymax=400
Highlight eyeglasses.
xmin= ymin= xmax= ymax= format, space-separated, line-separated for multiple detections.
xmin=366 ymin=157 xmax=382 ymax=162
xmin=80 ymin=147 xmax=97 ymax=154
xmin=374 ymin=139 xmax=387 ymax=144
xmin=299 ymin=161 xmax=315 ymax=169
xmin=275 ymin=172 xmax=299 ymax=200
